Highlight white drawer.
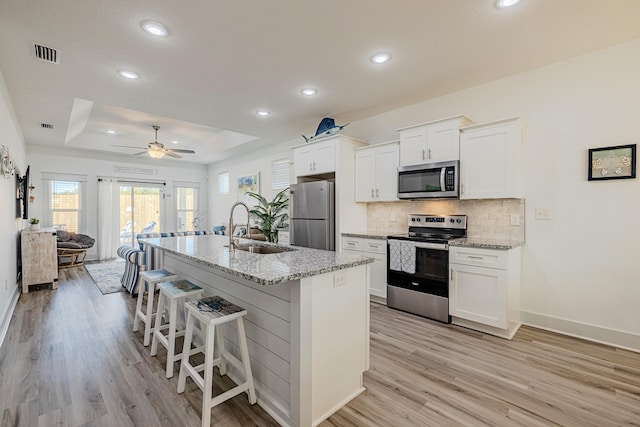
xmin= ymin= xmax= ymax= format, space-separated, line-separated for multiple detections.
xmin=361 ymin=239 xmax=386 ymax=255
xmin=342 ymin=238 xmax=362 ymax=251
xmin=449 ymin=246 xmax=508 ymax=270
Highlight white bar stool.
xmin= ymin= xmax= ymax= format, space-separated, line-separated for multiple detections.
xmin=177 ymin=296 xmax=257 ymax=427
xmin=150 ymin=279 xmax=204 ymax=378
xmin=133 ymin=269 xmax=178 ymax=346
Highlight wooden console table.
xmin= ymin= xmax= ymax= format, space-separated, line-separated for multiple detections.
xmin=21 ymin=229 xmax=58 ymax=293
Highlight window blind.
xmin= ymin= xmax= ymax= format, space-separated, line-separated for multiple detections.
xmin=271 ymin=158 xmax=290 ymax=190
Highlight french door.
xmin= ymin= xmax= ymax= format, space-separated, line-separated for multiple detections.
xmin=119 ymin=182 xmax=163 ymax=247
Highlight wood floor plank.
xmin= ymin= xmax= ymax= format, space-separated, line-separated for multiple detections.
xmin=2 ymin=267 xmax=640 ymax=426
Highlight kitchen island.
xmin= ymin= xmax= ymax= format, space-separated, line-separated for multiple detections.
xmin=140 ymin=234 xmax=373 ymax=427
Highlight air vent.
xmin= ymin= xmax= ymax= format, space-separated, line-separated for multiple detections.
xmin=32 ymin=42 xmax=60 ymax=64
xmin=41 ymin=123 xmax=53 ymax=129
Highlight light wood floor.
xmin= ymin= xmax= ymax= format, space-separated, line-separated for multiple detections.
xmin=1 ymin=267 xmax=639 ymax=426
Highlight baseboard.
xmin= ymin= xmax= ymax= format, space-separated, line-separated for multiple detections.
xmin=521 ymin=310 xmax=640 ymax=353
xmin=0 ymin=285 xmax=20 ymax=350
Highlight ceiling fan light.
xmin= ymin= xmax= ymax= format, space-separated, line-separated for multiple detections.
xmin=148 ymin=150 xmax=165 ymax=159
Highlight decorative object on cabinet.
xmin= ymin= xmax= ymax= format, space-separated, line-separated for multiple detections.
xmin=0 ymin=144 xmax=16 ymax=179
xmin=588 ymin=144 xmax=636 ymax=181
xmin=245 ymin=187 xmax=289 ymax=243
xmin=302 ymin=117 xmax=349 ymax=143
xmin=28 ymin=184 xmax=35 ymax=203
xmin=29 ymin=217 xmax=40 ymax=230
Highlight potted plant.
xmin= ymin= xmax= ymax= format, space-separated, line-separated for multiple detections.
xmin=245 ymin=188 xmax=289 ymax=243
xmin=29 ymin=217 xmax=40 ymax=230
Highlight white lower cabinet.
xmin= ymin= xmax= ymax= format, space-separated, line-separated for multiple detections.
xmin=342 ymin=236 xmax=387 ymax=300
xmin=449 ymin=245 xmax=521 ymax=339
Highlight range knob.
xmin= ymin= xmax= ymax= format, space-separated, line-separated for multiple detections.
xmin=457 ymin=219 xmax=462 ymax=223
xmin=450 ymin=218 xmax=455 ymax=223
xmin=411 ymin=217 xmax=416 ymax=222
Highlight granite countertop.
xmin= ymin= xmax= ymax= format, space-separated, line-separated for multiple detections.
xmin=449 ymin=238 xmax=524 ymax=250
xmin=341 ymin=231 xmax=389 ymax=240
xmin=140 ymin=234 xmax=373 ymax=286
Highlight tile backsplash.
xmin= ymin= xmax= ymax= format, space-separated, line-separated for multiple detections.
xmin=367 ymin=199 xmax=525 ymax=241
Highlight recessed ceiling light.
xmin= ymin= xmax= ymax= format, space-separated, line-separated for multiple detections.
xmin=495 ymin=0 xmax=521 ymax=8
xmin=301 ymin=88 xmax=318 ymax=96
xmin=106 ymin=130 xmax=116 ymax=134
xmin=140 ymin=20 xmax=168 ymax=37
xmin=256 ymin=110 xmax=270 ymax=117
xmin=117 ymin=69 xmax=140 ymax=79
xmin=171 ymin=140 xmax=179 ymax=144
xmin=369 ymin=52 xmax=392 ymax=64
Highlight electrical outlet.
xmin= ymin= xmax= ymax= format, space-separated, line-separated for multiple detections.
xmin=510 ymin=214 xmax=520 ymax=226
xmin=535 ymin=207 xmax=552 ymax=220
xmin=334 ymin=272 xmax=347 ymax=287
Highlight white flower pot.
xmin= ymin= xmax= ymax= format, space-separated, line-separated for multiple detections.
xmin=30 ymin=223 xmax=40 ymax=230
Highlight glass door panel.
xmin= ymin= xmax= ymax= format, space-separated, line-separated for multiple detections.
xmin=119 ymin=184 xmax=162 ymax=247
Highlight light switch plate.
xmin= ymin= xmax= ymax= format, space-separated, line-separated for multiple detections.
xmin=510 ymin=214 xmax=520 ymax=226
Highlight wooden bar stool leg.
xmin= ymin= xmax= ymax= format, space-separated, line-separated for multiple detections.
xmin=150 ymin=291 xmax=166 ymax=356
xmin=202 ymin=322 xmax=216 ymax=427
xmin=177 ymin=310 xmax=194 ymax=394
xmin=166 ymin=297 xmax=179 ymax=378
xmin=133 ymin=282 xmax=145 ymax=332
xmin=237 ymin=317 xmax=257 ymax=404
xmin=216 ymin=325 xmax=227 ymax=376
xmin=143 ymin=282 xmax=156 ymax=346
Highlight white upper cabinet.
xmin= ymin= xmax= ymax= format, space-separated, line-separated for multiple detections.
xmin=397 ymin=115 xmax=472 ymax=167
xmin=459 ymin=117 xmax=522 ymax=200
xmin=293 ymin=138 xmax=336 ymax=177
xmin=355 ymin=142 xmax=399 ymax=202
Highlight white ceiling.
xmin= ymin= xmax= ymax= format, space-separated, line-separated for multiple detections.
xmin=1 ymin=0 xmax=639 ymax=164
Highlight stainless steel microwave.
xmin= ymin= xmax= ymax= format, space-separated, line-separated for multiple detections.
xmin=397 ymin=160 xmax=459 ymax=199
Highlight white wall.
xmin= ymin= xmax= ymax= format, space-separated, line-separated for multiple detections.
xmin=208 ymin=140 xmax=293 ymax=230
xmin=27 ymin=145 xmax=209 ymax=259
xmin=0 ymin=69 xmax=27 ymax=345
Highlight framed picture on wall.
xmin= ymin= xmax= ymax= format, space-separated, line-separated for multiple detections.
xmin=237 ymin=173 xmax=259 ymax=196
xmin=588 ymin=144 xmax=636 ymax=181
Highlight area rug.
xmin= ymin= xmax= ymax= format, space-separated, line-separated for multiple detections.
xmin=85 ymin=259 xmax=125 ymax=295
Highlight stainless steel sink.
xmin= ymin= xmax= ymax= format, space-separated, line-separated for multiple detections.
xmin=235 ymin=244 xmax=296 ymax=254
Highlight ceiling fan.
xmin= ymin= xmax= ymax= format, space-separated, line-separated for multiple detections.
xmin=112 ymin=125 xmax=195 ymax=159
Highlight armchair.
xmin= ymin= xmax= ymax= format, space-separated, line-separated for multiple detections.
xmin=57 ymin=230 xmax=96 ymax=268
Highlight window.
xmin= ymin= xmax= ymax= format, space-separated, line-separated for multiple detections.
xmin=175 ymin=182 xmax=199 ymax=232
xmin=42 ymin=173 xmax=87 ymax=233
xmin=218 ymin=172 xmax=230 ymax=195
xmin=271 ymin=158 xmax=290 ymax=190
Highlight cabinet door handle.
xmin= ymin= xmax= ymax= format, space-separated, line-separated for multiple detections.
xmin=468 ymin=255 xmax=483 ymax=260
xmin=376 ymin=188 xmax=379 ymax=197
xmin=371 ymin=189 xmax=375 ymax=198
xmin=313 ymin=162 xmax=317 ymax=170
xmin=428 ymin=148 xmax=432 ymax=160
xmin=422 ymin=149 xmax=426 ymax=160
xmin=309 ymin=163 xmax=312 ymax=171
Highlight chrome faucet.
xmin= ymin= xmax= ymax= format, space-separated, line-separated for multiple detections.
xmin=228 ymin=201 xmax=251 ymax=251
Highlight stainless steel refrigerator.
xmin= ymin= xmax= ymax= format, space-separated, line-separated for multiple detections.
xmin=290 ymin=181 xmax=335 ymax=251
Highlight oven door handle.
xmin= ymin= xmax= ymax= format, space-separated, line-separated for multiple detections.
xmin=387 ymin=240 xmax=449 ymax=250
xmin=414 ymin=241 xmax=449 ymax=250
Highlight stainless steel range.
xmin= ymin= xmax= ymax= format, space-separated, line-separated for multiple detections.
xmin=387 ymin=214 xmax=467 ymax=323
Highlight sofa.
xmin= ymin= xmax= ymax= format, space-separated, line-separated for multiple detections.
xmin=117 ymin=230 xmax=211 ymax=295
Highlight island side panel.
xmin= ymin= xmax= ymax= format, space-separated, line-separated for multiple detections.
xmin=164 ymin=253 xmax=294 ymax=426
xmin=291 ymin=264 xmax=370 ymax=427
